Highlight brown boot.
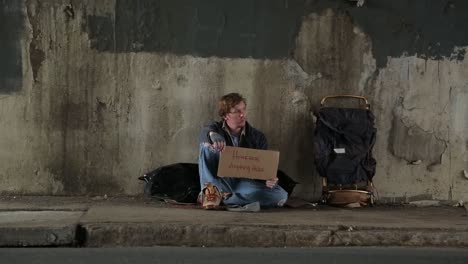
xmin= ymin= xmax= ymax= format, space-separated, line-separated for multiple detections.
xmin=202 ymin=182 xmax=222 ymax=210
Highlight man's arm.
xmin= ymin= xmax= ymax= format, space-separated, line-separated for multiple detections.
xmin=199 ymin=122 xmax=226 ymax=152
xmin=199 ymin=122 xmax=220 ymax=144
xmin=208 ymin=132 xmax=226 ymax=152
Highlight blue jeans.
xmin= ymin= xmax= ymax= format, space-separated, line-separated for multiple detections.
xmin=198 ymin=143 xmax=288 ymax=208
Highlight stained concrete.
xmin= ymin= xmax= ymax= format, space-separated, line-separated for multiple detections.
xmin=0 ymin=0 xmax=467 ymax=202
xmin=1 ymin=196 xmax=468 ymax=248
xmin=0 ymin=211 xmax=83 ymax=246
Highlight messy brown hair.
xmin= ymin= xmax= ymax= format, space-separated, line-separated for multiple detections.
xmin=218 ymin=93 xmax=247 ymax=117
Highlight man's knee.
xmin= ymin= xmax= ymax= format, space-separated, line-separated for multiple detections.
xmin=277 ymin=197 xmax=287 ymax=207
xmin=200 ymin=142 xmax=219 ymax=154
xmin=199 ymin=142 xmax=220 ymax=160
xmin=272 ymin=187 xmax=288 ymax=207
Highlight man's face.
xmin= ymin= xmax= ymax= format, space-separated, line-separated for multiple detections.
xmin=224 ymin=101 xmax=247 ymax=130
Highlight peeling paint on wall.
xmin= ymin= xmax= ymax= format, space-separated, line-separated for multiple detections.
xmin=389 ymin=115 xmax=447 ymax=166
xmin=82 ymin=0 xmax=468 ymax=70
xmin=345 ymin=0 xmax=468 ymax=68
xmin=26 ymin=0 xmax=44 ymax=83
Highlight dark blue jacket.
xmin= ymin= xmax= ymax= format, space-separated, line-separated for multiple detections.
xmin=199 ymin=121 xmax=268 ymax=150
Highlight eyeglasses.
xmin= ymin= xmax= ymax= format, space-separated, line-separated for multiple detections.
xmin=228 ymin=108 xmax=247 ymax=115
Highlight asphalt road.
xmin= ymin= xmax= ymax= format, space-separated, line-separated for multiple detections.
xmin=1 ymin=247 xmax=467 ymax=264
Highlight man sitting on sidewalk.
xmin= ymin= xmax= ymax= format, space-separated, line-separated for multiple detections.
xmin=198 ymin=93 xmax=288 ymax=210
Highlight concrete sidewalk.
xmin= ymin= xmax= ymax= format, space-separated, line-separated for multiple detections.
xmin=0 ymin=196 xmax=467 ymax=248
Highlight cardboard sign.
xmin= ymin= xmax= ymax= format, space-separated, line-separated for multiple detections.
xmin=217 ymin=146 xmax=280 ymax=180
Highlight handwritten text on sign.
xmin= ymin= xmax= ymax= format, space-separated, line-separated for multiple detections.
xmin=217 ymin=146 xmax=279 ymax=180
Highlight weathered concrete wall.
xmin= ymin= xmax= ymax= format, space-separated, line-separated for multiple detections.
xmin=0 ymin=0 xmax=467 ymax=201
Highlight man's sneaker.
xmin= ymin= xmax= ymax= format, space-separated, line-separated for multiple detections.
xmin=226 ymin=201 xmax=260 ymax=212
xmin=202 ymin=182 xmax=222 ymax=210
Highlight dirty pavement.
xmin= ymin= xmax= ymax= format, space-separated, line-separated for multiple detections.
xmin=0 ymin=196 xmax=467 ymax=248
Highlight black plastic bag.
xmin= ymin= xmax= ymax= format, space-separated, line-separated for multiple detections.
xmin=138 ymin=163 xmax=201 ymax=203
xmin=139 ymin=163 xmax=299 ymax=203
xmin=277 ymin=170 xmax=299 ymax=196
